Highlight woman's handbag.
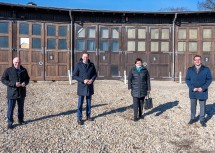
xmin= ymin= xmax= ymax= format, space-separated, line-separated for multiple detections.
xmin=144 ymin=93 xmax=153 ymax=110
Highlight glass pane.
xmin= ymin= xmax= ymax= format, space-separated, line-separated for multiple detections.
xmin=161 ymin=29 xmax=169 ymax=39
xmin=0 ymin=22 xmax=9 ymax=34
xmin=151 ymin=42 xmax=159 ymax=52
xmin=178 ymin=42 xmax=186 ymax=52
xmin=87 ymin=27 xmax=96 ymax=38
xmin=189 ymin=29 xmax=197 ymax=39
xmin=138 ymin=29 xmax=146 ymax=39
xmin=128 ymin=29 xmax=135 ymax=39
xmin=58 ymin=39 xmax=67 ymax=49
xmin=203 ymin=42 xmax=211 ymax=52
xmin=151 ymin=29 xmax=159 ymax=39
xmin=0 ymin=36 xmax=8 ymax=48
xmin=47 ymin=38 xmax=56 ymax=49
xmin=161 ymin=42 xmax=169 ymax=52
xmin=32 ymin=38 xmax=41 ymax=49
xmin=112 ymin=28 xmax=119 ymax=38
xmin=101 ymin=28 xmax=109 ymax=38
xmin=189 ymin=42 xmax=197 ymax=52
xmin=77 ymin=27 xmax=85 ymax=38
xmin=59 ymin=26 xmax=67 ymax=37
xmin=47 ymin=25 xmax=56 ymax=36
xmin=76 ymin=40 xmax=85 ymax=50
xmin=87 ymin=40 xmax=95 ymax=51
xmin=203 ymin=29 xmax=212 ymax=39
xmin=111 ymin=41 xmax=119 ymax=52
xmin=100 ymin=41 xmax=109 ymax=51
xmin=178 ymin=29 xmax=186 ymax=39
xmin=32 ymin=24 xmax=41 ymax=35
xmin=110 ymin=65 xmax=118 ymax=76
xmin=138 ymin=41 xmax=145 ymax=51
xmin=127 ymin=41 xmax=135 ymax=51
xmin=19 ymin=23 xmax=29 ymax=35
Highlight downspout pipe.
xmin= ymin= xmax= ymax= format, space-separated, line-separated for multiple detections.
xmin=69 ymin=10 xmax=74 ymax=76
xmin=172 ymin=13 xmax=177 ymax=81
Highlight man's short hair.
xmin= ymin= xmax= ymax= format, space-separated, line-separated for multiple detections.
xmin=193 ymin=55 xmax=201 ymax=60
xmin=82 ymin=52 xmax=89 ymax=56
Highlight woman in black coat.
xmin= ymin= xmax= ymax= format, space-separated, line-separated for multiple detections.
xmin=128 ymin=58 xmax=151 ymax=121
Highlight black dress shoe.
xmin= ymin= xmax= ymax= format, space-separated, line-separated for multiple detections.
xmin=77 ymin=120 xmax=83 ymax=125
xmin=18 ymin=120 xmax=27 ymax=125
xmin=188 ymin=119 xmax=195 ymax=124
xmin=7 ymin=124 xmax=13 ymax=129
xmin=87 ymin=117 xmax=93 ymax=121
xmin=133 ymin=118 xmax=138 ymax=122
xmin=200 ymin=121 xmax=206 ymax=127
xmin=139 ymin=115 xmax=144 ymax=119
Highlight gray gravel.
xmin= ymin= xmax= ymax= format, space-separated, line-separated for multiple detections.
xmin=0 ymin=80 xmax=215 ymax=152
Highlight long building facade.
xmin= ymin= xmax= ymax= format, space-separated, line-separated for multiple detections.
xmin=0 ymin=2 xmax=215 ymax=81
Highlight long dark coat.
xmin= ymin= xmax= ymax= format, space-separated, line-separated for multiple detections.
xmin=72 ymin=59 xmax=97 ymax=96
xmin=128 ymin=66 xmax=151 ymax=98
xmin=1 ymin=65 xmax=30 ymax=99
xmin=185 ymin=65 xmax=212 ymax=100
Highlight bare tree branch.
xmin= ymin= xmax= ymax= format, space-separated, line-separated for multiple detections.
xmin=159 ymin=7 xmax=188 ymax=12
xmin=198 ymin=0 xmax=215 ymax=10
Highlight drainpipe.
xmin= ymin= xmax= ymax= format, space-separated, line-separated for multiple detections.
xmin=69 ymin=10 xmax=74 ymax=77
xmin=172 ymin=13 xmax=177 ymax=81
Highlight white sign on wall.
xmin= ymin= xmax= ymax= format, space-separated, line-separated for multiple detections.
xmin=20 ymin=38 xmax=29 ymax=49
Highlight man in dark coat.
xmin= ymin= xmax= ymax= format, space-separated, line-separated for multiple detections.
xmin=1 ymin=57 xmax=30 ymax=129
xmin=128 ymin=58 xmax=151 ymax=121
xmin=72 ymin=53 xmax=97 ymax=125
xmin=185 ymin=55 xmax=212 ymax=127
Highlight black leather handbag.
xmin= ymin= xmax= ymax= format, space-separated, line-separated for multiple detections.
xmin=144 ymin=93 xmax=153 ymax=110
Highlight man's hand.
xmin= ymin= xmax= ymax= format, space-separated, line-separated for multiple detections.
xmin=21 ymin=82 xmax=26 ymax=87
xmin=84 ymin=79 xmax=89 ymax=84
xmin=87 ymin=80 xmax=93 ymax=84
xmin=193 ymin=88 xmax=198 ymax=92
xmin=197 ymin=88 xmax=203 ymax=92
xmin=16 ymin=82 xmax=21 ymax=87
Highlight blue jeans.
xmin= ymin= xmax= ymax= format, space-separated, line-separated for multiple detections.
xmin=7 ymin=98 xmax=25 ymax=125
xmin=77 ymin=95 xmax=92 ymax=120
xmin=190 ymin=98 xmax=206 ymax=121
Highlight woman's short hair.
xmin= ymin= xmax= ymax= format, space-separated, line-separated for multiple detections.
xmin=135 ymin=58 xmax=143 ymax=64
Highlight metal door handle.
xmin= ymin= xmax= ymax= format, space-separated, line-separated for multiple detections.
xmin=38 ymin=61 xmax=43 ymax=65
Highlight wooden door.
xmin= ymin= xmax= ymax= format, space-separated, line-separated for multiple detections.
xmin=175 ymin=27 xmax=196 ymax=79
xmin=200 ymin=26 xmax=215 ymax=77
xmin=45 ymin=23 xmax=70 ymax=80
xmin=0 ymin=20 xmax=12 ymax=78
xmin=98 ymin=26 xmax=122 ymax=79
xmin=74 ymin=24 xmax=97 ymax=71
xmin=16 ymin=21 xmax=45 ymax=80
xmin=123 ymin=26 xmax=148 ymax=76
xmin=148 ymin=26 xmax=172 ymax=79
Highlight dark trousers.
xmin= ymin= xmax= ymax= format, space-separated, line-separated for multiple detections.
xmin=7 ymin=98 xmax=25 ymax=125
xmin=133 ymin=97 xmax=145 ymax=119
xmin=77 ymin=95 xmax=92 ymax=120
xmin=190 ymin=98 xmax=206 ymax=121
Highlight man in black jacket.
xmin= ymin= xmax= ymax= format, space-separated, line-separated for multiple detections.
xmin=72 ymin=53 xmax=97 ymax=125
xmin=1 ymin=57 xmax=30 ymax=129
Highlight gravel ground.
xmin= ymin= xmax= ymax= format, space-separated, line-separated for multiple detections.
xmin=0 ymin=80 xmax=215 ymax=152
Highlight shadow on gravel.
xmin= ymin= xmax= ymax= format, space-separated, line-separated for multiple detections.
xmin=26 ymin=103 xmax=108 ymax=123
xmin=205 ymin=102 xmax=215 ymax=123
xmin=92 ymin=104 xmax=133 ymax=120
xmin=144 ymin=100 xmax=179 ymax=117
